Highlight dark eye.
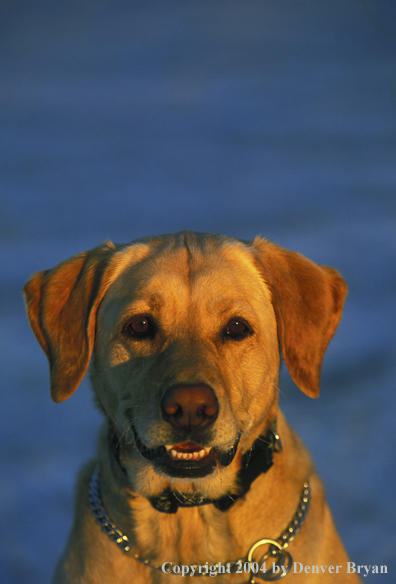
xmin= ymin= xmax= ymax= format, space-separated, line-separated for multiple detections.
xmin=124 ymin=315 xmax=154 ymax=339
xmin=225 ymin=318 xmax=251 ymax=339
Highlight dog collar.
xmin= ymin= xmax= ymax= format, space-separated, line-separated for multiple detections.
xmin=88 ymin=468 xmax=310 ymax=581
xmin=108 ymin=422 xmax=282 ymax=513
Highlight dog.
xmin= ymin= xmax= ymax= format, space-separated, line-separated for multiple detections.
xmin=24 ymin=231 xmax=361 ymax=583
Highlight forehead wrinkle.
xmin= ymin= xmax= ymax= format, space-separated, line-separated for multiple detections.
xmin=206 ymin=296 xmax=258 ymax=320
xmin=117 ymin=273 xmax=191 ymax=328
xmin=116 ymin=296 xmax=162 ymax=323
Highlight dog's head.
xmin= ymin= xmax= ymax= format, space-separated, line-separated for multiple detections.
xmin=23 ymin=231 xmax=347 ymax=499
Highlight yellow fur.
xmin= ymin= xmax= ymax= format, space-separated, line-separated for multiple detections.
xmin=24 ymin=231 xmax=361 ymax=583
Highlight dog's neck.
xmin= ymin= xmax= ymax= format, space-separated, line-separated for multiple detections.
xmin=108 ymin=422 xmax=282 ymax=514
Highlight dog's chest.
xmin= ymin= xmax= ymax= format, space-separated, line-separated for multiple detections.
xmin=133 ymin=504 xmax=235 ymax=567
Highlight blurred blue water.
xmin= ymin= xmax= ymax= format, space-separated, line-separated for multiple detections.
xmin=1 ymin=1 xmax=395 ymax=582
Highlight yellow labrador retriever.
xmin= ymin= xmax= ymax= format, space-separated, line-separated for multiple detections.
xmin=24 ymin=231 xmax=361 ymax=583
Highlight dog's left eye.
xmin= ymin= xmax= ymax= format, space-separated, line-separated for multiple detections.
xmin=225 ymin=318 xmax=251 ymax=339
xmin=124 ymin=315 xmax=154 ymax=339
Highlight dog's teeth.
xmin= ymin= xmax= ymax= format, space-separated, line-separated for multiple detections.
xmin=165 ymin=445 xmax=212 ymax=461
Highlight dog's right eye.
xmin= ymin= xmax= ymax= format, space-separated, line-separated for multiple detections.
xmin=224 ymin=318 xmax=252 ymax=340
xmin=124 ymin=315 xmax=154 ymax=339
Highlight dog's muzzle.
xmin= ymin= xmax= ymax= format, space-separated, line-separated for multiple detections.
xmin=132 ymin=383 xmax=237 ymax=478
xmin=131 ymin=384 xmax=239 ymax=478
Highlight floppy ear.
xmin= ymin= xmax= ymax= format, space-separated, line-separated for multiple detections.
xmin=251 ymin=237 xmax=347 ymax=398
xmin=23 ymin=242 xmax=119 ymax=403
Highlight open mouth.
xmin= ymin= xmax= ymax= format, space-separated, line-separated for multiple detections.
xmin=161 ymin=442 xmax=217 ymax=478
xmin=131 ymin=426 xmax=239 ymax=478
xmin=166 ymin=442 xmax=211 ymax=462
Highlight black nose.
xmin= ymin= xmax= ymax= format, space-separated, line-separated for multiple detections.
xmin=161 ymin=384 xmax=218 ymax=430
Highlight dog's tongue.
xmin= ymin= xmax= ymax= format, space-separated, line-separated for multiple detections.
xmin=173 ymin=442 xmax=202 ymax=452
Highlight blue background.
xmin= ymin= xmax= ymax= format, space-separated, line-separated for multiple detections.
xmin=1 ymin=1 xmax=395 ymax=582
